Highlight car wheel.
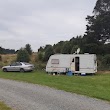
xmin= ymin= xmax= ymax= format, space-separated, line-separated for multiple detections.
xmin=20 ymin=68 xmax=25 ymax=72
xmin=3 ymin=68 xmax=7 ymax=72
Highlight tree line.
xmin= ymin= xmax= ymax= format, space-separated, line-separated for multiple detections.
xmin=0 ymin=47 xmax=15 ymax=54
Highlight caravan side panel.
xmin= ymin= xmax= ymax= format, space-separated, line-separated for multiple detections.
xmin=46 ymin=55 xmax=72 ymax=73
xmin=75 ymin=54 xmax=97 ymax=73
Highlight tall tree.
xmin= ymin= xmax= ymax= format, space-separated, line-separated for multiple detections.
xmin=25 ymin=44 xmax=32 ymax=55
xmin=85 ymin=0 xmax=110 ymax=44
xmin=94 ymin=0 xmax=110 ymax=14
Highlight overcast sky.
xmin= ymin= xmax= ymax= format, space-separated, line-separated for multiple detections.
xmin=0 ymin=0 xmax=97 ymax=51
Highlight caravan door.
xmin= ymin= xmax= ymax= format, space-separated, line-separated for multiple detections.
xmin=70 ymin=57 xmax=80 ymax=72
xmin=75 ymin=57 xmax=80 ymax=71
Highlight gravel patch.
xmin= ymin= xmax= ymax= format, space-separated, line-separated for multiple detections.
xmin=0 ymin=78 xmax=110 ymax=110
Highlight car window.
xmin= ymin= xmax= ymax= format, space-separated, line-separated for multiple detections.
xmin=10 ymin=62 xmax=22 ymax=66
xmin=23 ymin=62 xmax=30 ymax=65
xmin=16 ymin=62 xmax=22 ymax=66
xmin=10 ymin=62 xmax=16 ymax=66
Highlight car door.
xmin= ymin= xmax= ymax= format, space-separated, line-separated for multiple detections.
xmin=8 ymin=62 xmax=21 ymax=71
xmin=8 ymin=62 xmax=17 ymax=71
xmin=15 ymin=62 xmax=22 ymax=71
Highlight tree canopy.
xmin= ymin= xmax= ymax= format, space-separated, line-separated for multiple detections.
xmin=85 ymin=0 xmax=110 ymax=44
xmin=94 ymin=0 xmax=110 ymax=14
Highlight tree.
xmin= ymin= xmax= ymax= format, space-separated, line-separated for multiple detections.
xmin=104 ymin=43 xmax=110 ymax=54
xmin=101 ymin=54 xmax=110 ymax=70
xmin=82 ymin=43 xmax=100 ymax=54
xmin=70 ymin=36 xmax=83 ymax=46
xmin=94 ymin=0 xmax=110 ymax=14
xmin=25 ymin=44 xmax=32 ymax=55
xmin=61 ymin=42 xmax=71 ymax=54
xmin=38 ymin=46 xmax=44 ymax=52
xmin=43 ymin=45 xmax=54 ymax=61
xmin=53 ymin=41 xmax=64 ymax=53
xmin=17 ymin=48 xmax=30 ymax=62
xmin=85 ymin=0 xmax=110 ymax=44
xmin=38 ymin=52 xmax=44 ymax=61
xmin=71 ymin=45 xmax=79 ymax=54
xmin=70 ymin=36 xmax=83 ymax=53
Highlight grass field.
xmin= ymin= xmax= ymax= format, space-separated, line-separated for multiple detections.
xmin=0 ymin=102 xmax=11 ymax=110
xmin=0 ymin=70 xmax=110 ymax=101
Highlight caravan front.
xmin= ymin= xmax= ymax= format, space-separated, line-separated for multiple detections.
xmin=46 ymin=54 xmax=97 ymax=74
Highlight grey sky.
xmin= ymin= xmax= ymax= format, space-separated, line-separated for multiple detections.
xmin=0 ymin=0 xmax=97 ymax=51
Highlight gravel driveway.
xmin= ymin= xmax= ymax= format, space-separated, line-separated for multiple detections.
xmin=0 ymin=78 xmax=110 ymax=110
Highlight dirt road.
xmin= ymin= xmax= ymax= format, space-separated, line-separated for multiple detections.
xmin=0 ymin=78 xmax=110 ymax=110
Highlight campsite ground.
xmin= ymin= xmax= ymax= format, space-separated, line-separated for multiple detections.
xmin=0 ymin=70 xmax=110 ymax=101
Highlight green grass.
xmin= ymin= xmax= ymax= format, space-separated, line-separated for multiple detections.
xmin=0 ymin=70 xmax=110 ymax=101
xmin=0 ymin=102 xmax=11 ymax=110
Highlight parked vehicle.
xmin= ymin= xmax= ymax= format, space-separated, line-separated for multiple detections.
xmin=2 ymin=62 xmax=34 ymax=72
xmin=46 ymin=54 xmax=97 ymax=74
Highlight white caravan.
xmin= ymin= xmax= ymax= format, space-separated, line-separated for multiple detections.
xmin=46 ymin=54 xmax=97 ymax=74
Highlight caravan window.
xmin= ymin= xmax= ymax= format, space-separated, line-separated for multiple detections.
xmin=51 ymin=59 xmax=59 ymax=64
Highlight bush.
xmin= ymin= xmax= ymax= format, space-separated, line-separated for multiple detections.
xmin=34 ymin=62 xmax=46 ymax=70
xmin=97 ymin=55 xmax=110 ymax=70
xmin=17 ymin=48 xmax=30 ymax=62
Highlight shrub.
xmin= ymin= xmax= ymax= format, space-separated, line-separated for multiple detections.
xmin=17 ymin=48 xmax=30 ymax=62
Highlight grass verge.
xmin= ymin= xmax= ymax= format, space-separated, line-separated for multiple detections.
xmin=0 ymin=70 xmax=110 ymax=101
xmin=0 ymin=102 xmax=11 ymax=110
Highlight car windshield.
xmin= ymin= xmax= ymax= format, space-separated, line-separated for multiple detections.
xmin=23 ymin=62 xmax=31 ymax=65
